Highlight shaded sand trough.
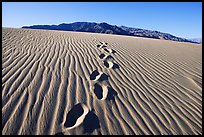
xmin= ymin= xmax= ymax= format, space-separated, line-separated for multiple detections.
xmin=2 ymin=28 xmax=202 ymax=135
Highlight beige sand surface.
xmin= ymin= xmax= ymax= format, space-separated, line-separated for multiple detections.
xmin=2 ymin=28 xmax=202 ymax=135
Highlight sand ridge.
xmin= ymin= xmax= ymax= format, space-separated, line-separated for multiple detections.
xmin=2 ymin=28 xmax=202 ymax=135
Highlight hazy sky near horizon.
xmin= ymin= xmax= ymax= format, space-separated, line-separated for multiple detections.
xmin=2 ymin=2 xmax=202 ymax=39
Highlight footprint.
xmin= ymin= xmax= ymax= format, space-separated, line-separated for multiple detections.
xmin=103 ymin=48 xmax=110 ymax=53
xmin=55 ymin=132 xmax=64 ymax=135
xmin=99 ymin=54 xmax=114 ymax=60
xmin=106 ymin=87 xmax=118 ymax=101
xmin=64 ymin=103 xmax=89 ymax=130
xmin=90 ymin=70 xmax=108 ymax=81
xmin=99 ymin=42 xmax=108 ymax=45
xmin=103 ymin=61 xmax=119 ymax=69
xmin=101 ymin=45 xmax=107 ymax=48
xmin=97 ymin=44 xmax=101 ymax=48
xmin=90 ymin=70 xmax=100 ymax=81
xmin=93 ymin=83 xmax=103 ymax=100
xmin=99 ymin=53 xmax=106 ymax=59
xmin=104 ymin=48 xmax=116 ymax=54
xmin=105 ymin=55 xmax=114 ymax=60
xmin=93 ymin=83 xmax=117 ymax=101
xmin=97 ymin=44 xmax=107 ymax=49
xmin=82 ymin=110 xmax=100 ymax=134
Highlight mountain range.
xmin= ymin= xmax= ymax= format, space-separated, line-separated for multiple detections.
xmin=22 ymin=22 xmax=200 ymax=44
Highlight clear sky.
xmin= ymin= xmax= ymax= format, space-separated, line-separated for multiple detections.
xmin=2 ymin=2 xmax=202 ymax=39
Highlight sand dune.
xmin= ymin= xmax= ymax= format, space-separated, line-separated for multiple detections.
xmin=2 ymin=28 xmax=202 ymax=135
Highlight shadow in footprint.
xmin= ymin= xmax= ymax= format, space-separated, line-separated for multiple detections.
xmin=90 ymin=70 xmax=108 ymax=81
xmin=106 ymin=55 xmax=114 ymax=60
xmin=55 ymin=132 xmax=64 ymax=135
xmin=112 ymin=49 xmax=116 ymax=54
xmin=107 ymin=87 xmax=118 ymax=101
xmin=83 ymin=111 xmax=100 ymax=134
xmin=99 ymin=54 xmax=113 ymax=60
xmin=104 ymin=61 xmax=109 ymax=68
xmin=93 ymin=83 xmax=117 ymax=101
xmin=104 ymin=48 xmax=109 ymax=53
xmin=93 ymin=83 xmax=103 ymax=100
xmin=101 ymin=45 xmax=107 ymax=48
xmin=113 ymin=63 xmax=120 ymax=69
xmin=90 ymin=70 xmax=100 ymax=80
xmin=99 ymin=53 xmax=106 ymax=59
xmin=104 ymin=48 xmax=116 ymax=54
xmin=97 ymin=44 xmax=101 ymax=48
xmin=98 ymin=73 xmax=108 ymax=82
xmin=64 ymin=103 xmax=84 ymax=128
xmin=103 ymin=61 xmax=119 ymax=69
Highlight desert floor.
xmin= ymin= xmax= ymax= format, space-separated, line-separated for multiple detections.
xmin=2 ymin=28 xmax=202 ymax=135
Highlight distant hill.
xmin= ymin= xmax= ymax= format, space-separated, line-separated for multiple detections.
xmin=188 ymin=38 xmax=202 ymax=44
xmin=22 ymin=22 xmax=199 ymax=44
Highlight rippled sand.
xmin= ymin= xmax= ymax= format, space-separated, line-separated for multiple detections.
xmin=2 ymin=28 xmax=202 ymax=135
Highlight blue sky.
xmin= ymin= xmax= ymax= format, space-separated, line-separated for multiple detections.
xmin=2 ymin=2 xmax=202 ymax=39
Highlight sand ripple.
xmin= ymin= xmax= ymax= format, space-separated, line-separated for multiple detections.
xmin=2 ymin=28 xmax=202 ymax=135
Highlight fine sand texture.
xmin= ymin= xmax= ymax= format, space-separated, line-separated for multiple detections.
xmin=2 ymin=28 xmax=202 ymax=135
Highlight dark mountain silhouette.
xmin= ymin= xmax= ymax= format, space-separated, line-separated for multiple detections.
xmin=22 ymin=22 xmax=198 ymax=44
